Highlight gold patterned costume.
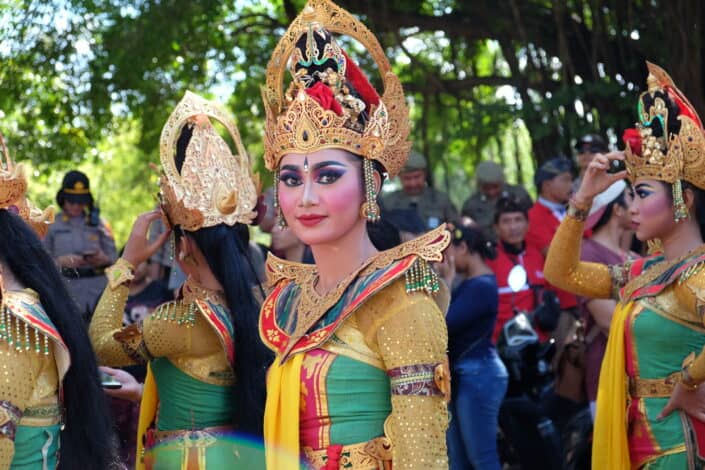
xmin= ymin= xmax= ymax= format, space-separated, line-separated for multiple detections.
xmin=89 ymin=92 xmax=260 ymax=470
xmin=260 ymin=1 xmax=451 ymax=468
xmin=0 ymin=133 xmax=68 ymax=470
xmin=545 ymin=63 xmax=705 ymax=469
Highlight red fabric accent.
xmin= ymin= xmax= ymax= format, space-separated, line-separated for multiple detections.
xmin=486 ymin=242 xmax=548 ymax=342
xmin=668 ymin=88 xmax=703 ymax=128
xmin=622 ymin=128 xmax=642 ymax=156
xmin=342 ymin=50 xmax=380 ymax=108
xmin=325 ymin=444 xmax=344 ymax=470
xmin=691 ymin=417 xmax=705 ymax=460
xmin=306 ymin=81 xmax=343 ymax=116
xmin=526 ymin=202 xmax=577 ymax=309
xmin=261 ymin=256 xmax=416 ymax=357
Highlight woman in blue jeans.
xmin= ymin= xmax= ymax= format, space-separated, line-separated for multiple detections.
xmin=442 ymin=223 xmax=508 ymax=470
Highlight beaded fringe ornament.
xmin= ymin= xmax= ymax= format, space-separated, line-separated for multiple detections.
xmin=360 ymin=159 xmax=380 ymax=223
xmin=673 ymin=180 xmax=689 ymax=222
xmin=404 ymin=258 xmax=440 ymax=296
xmin=0 ymin=306 xmax=50 ymax=355
xmin=273 ymin=170 xmax=287 ymax=229
xmin=152 ymin=301 xmax=197 ymax=327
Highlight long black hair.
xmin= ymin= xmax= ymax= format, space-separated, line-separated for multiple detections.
xmin=0 ymin=210 xmax=115 ymax=468
xmin=175 ymin=123 xmax=271 ymax=437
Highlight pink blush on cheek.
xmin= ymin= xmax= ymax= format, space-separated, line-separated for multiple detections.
xmin=638 ymin=191 xmax=671 ymax=218
xmin=277 ymin=183 xmax=298 ymax=220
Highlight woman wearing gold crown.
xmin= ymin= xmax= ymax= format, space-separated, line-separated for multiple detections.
xmin=259 ymin=1 xmax=450 ymax=469
xmin=545 ymin=62 xmax=705 ymax=468
xmin=0 ymin=134 xmax=116 ymax=468
xmin=89 ymin=92 xmax=270 ymax=469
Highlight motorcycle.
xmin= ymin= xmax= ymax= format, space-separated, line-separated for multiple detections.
xmin=497 ymin=265 xmax=591 ymax=470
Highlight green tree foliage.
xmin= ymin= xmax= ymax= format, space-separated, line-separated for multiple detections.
xmin=2 ymin=0 xmax=704 ymax=234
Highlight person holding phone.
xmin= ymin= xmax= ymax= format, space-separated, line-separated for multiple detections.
xmin=44 ymin=170 xmax=117 ymax=320
xmin=0 ymin=134 xmax=115 ymax=468
xmin=89 ymin=92 xmax=270 ymax=469
xmin=545 ymin=62 xmax=705 ymax=468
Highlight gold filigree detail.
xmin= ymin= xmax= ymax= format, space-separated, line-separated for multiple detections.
xmin=266 ymin=225 xmax=450 ymax=359
xmin=159 ymin=91 xmax=258 ymax=230
xmin=262 ymin=0 xmax=411 ymax=176
xmin=621 ymin=244 xmax=705 ymax=301
xmin=0 ymin=132 xmax=54 ymax=236
xmin=625 ymin=62 xmax=705 ymax=190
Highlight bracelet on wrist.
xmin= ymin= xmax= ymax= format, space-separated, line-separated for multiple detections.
xmin=681 ymin=365 xmax=699 ymax=391
xmin=105 ymin=258 xmax=135 ymax=290
xmin=567 ymin=198 xmax=591 ymax=221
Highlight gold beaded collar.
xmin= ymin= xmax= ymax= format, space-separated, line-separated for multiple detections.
xmin=181 ymin=277 xmax=227 ymax=307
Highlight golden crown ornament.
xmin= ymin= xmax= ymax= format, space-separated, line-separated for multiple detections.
xmin=623 ymin=62 xmax=705 ymax=222
xmin=261 ymin=0 xmax=412 ymax=178
xmin=0 ymin=133 xmax=54 ymax=237
xmin=158 ymin=91 xmax=258 ymax=231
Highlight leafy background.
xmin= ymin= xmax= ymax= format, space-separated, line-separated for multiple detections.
xmin=2 ymin=0 xmax=703 ymax=244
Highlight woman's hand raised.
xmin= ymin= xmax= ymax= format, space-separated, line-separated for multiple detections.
xmin=122 ymin=210 xmax=171 ymax=268
xmin=573 ymin=151 xmax=628 ymax=208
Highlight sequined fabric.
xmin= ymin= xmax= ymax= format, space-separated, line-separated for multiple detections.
xmin=544 ymin=215 xmax=617 ymax=300
xmin=0 ymin=292 xmax=63 ymax=467
xmin=370 ymin=282 xmax=449 ymax=469
xmin=89 ymin=261 xmax=233 ymax=384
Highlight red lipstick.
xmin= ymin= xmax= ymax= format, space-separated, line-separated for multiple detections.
xmin=297 ymin=214 xmax=326 ymax=227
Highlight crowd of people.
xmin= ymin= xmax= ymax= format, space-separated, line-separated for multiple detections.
xmin=2 ymin=1 xmax=705 ymax=469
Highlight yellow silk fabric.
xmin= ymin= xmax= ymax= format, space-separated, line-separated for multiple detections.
xmin=593 ymin=301 xmax=633 ymax=469
xmin=263 ymin=354 xmax=304 ymax=470
xmin=135 ymin=364 xmax=158 ymax=470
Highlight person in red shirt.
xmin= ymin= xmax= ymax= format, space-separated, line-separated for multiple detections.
xmin=487 ymin=197 xmax=551 ymax=342
xmin=526 ymin=157 xmax=578 ymax=312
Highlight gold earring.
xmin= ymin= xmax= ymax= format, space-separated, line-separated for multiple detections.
xmin=361 ymin=159 xmax=380 ymax=223
xmin=274 ymin=170 xmax=287 ymax=228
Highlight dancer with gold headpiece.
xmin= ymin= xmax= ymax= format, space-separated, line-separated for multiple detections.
xmin=545 ymin=62 xmax=705 ymax=468
xmin=0 ymin=133 xmax=115 ymax=468
xmin=259 ymin=1 xmax=451 ymax=468
xmin=89 ymin=92 xmax=270 ymax=469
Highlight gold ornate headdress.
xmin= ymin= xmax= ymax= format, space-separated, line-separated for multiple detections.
xmin=623 ymin=62 xmax=705 ymax=221
xmin=262 ymin=0 xmax=412 ymax=223
xmin=158 ymin=91 xmax=258 ymax=231
xmin=0 ymin=133 xmax=54 ymax=237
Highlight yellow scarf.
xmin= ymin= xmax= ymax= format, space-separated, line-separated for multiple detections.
xmin=592 ymin=301 xmax=633 ymax=469
xmin=135 ymin=364 xmax=158 ymax=470
xmin=263 ymin=354 xmax=304 ymax=470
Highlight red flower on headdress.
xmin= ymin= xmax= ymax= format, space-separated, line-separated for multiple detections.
xmin=622 ymin=128 xmax=642 ymax=156
xmin=306 ymin=81 xmax=343 ymax=116
xmin=342 ymin=50 xmax=380 ymax=108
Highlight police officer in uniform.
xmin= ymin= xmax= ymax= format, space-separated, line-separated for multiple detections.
xmin=461 ymin=160 xmax=532 ymax=240
xmin=381 ymin=150 xmax=458 ymax=230
xmin=44 ymin=171 xmax=117 ymax=319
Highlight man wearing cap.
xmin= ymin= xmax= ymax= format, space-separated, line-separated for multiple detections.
xmin=381 ymin=149 xmax=458 ymax=230
xmin=461 ymin=160 xmax=532 ymax=239
xmin=44 ymin=170 xmax=117 ymax=320
xmin=573 ymin=134 xmax=608 ymax=193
